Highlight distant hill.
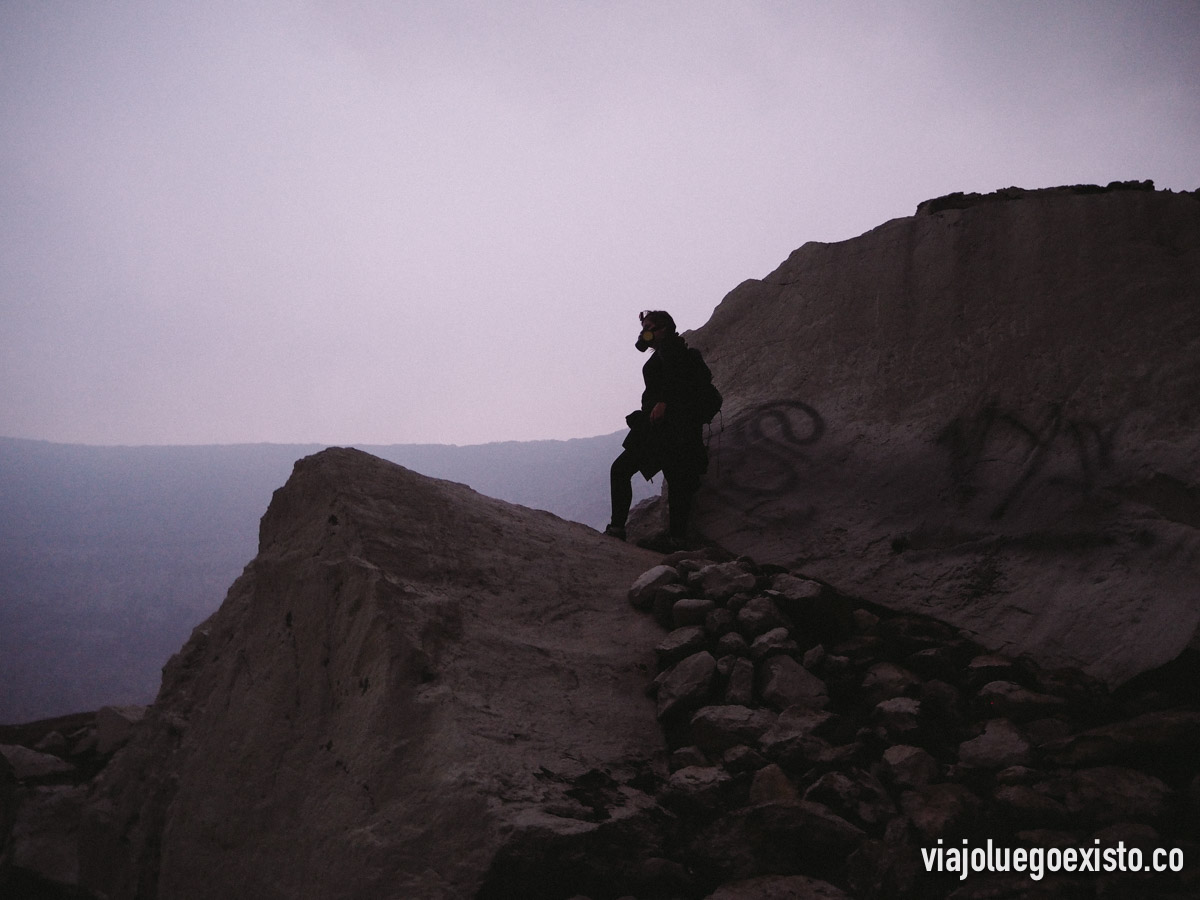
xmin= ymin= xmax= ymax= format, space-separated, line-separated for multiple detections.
xmin=0 ymin=434 xmax=658 ymax=722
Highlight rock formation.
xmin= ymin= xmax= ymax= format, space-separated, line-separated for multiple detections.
xmin=670 ymin=183 xmax=1200 ymax=686
xmin=70 ymin=449 xmax=667 ymax=899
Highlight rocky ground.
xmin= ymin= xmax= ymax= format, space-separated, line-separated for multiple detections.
xmin=4 ymin=550 xmax=1198 ymax=899
xmin=478 ymin=550 xmax=1200 ymax=900
xmin=1 ymin=706 xmax=145 ymax=898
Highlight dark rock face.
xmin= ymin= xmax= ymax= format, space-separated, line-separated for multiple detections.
xmin=673 ymin=185 xmax=1200 ymax=687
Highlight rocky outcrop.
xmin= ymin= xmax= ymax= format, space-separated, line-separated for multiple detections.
xmin=668 ymin=184 xmax=1200 ymax=686
xmin=64 ymin=449 xmax=668 ymax=900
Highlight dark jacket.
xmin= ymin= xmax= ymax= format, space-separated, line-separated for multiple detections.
xmin=623 ymin=333 xmax=712 ymax=479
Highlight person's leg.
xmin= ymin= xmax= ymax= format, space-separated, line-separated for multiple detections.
xmin=665 ymin=468 xmax=702 ymax=544
xmin=607 ymin=450 xmax=640 ymax=536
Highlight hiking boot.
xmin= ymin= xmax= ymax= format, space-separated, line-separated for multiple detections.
xmin=603 ymin=524 xmax=627 ymax=541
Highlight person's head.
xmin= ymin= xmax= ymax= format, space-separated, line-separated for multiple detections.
xmin=636 ymin=310 xmax=676 ymax=351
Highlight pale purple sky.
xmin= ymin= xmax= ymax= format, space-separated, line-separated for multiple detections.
xmin=3 ymin=1 xmax=1198 ymax=446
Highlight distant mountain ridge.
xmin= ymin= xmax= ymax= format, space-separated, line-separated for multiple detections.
xmin=0 ymin=433 xmax=657 ymax=722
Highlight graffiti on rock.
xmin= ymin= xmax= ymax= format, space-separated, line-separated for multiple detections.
xmin=704 ymin=401 xmax=825 ymax=525
xmin=936 ymin=402 xmax=1120 ymax=520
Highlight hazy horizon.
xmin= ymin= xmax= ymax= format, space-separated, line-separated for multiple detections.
xmin=4 ymin=1 xmax=1198 ymax=447
xmin=0 ymin=432 xmax=625 ymax=449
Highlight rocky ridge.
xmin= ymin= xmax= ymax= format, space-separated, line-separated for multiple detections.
xmin=5 ymin=544 xmax=1198 ymax=898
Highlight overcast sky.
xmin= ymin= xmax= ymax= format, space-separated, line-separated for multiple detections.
xmin=2 ymin=1 xmax=1197 ymax=447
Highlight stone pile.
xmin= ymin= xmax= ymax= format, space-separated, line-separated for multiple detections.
xmin=619 ymin=552 xmax=1200 ymax=899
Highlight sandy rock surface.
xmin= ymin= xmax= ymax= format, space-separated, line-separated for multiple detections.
xmin=81 ymin=448 xmax=665 ymax=900
xmin=672 ymin=185 xmax=1200 ymax=685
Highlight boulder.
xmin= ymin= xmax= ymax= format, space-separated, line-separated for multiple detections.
xmin=0 ymin=745 xmax=74 ymax=782
xmin=652 ymin=583 xmax=692 ymax=630
xmin=975 ymin=681 xmax=1067 ymax=720
xmin=861 ymin=662 xmax=921 ymax=705
xmin=657 ymin=652 xmax=718 ymax=719
xmin=736 ymin=596 xmax=792 ymax=639
xmin=722 ymin=745 xmax=768 ymax=776
xmin=715 ymin=631 xmax=749 ymax=658
xmin=881 ymin=745 xmax=940 ymax=789
xmin=759 ymin=707 xmax=837 ymax=750
xmin=963 ymin=654 xmax=1020 ymax=689
xmin=656 ymin=626 xmax=710 ymax=667
xmin=873 ymin=697 xmax=921 ymax=740
xmin=661 ymin=765 xmax=732 ymax=813
xmin=758 ymin=655 xmax=829 ymax=710
xmin=696 ymin=562 xmax=758 ymax=601
xmin=1 ymin=751 xmax=15 ymax=852
xmin=674 ymin=597 xmax=717 ymax=628
xmin=33 ymin=732 xmax=68 ymax=755
xmin=628 ymin=564 xmax=679 ymax=610
xmin=846 ymin=818 xmax=921 ymax=900
xmin=748 ymin=763 xmax=798 ymax=805
xmin=768 ymin=575 xmax=855 ymax=641
xmin=689 ymin=706 xmax=776 ymax=755
xmin=803 ymin=769 xmax=896 ymax=832
xmin=957 ymin=719 xmax=1032 ymax=770
xmin=749 ymin=627 xmax=799 ymax=661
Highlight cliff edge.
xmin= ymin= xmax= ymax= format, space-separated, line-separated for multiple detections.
xmin=79 ymin=448 xmax=665 ymax=899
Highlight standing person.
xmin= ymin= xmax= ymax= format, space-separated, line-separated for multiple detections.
xmin=605 ymin=310 xmax=717 ymax=551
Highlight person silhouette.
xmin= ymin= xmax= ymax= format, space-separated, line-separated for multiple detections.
xmin=605 ymin=310 xmax=716 ymax=552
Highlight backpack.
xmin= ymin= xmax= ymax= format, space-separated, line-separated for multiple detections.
xmin=698 ymin=380 xmax=723 ymax=424
xmin=691 ymin=348 xmax=724 ymax=427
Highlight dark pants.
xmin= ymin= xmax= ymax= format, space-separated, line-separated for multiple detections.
xmin=610 ymin=450 xmax=702 ymax=540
